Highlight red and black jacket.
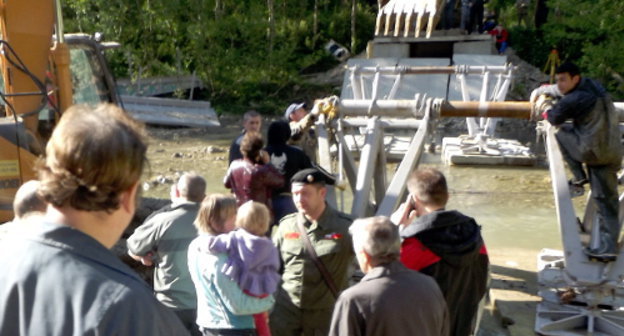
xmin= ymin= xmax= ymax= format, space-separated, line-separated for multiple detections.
xmin=400 ymin=209 xmax=489 ymax=336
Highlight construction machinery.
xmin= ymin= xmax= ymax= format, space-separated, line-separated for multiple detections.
xmin=0 ymin=0 xmax=121 ymax=222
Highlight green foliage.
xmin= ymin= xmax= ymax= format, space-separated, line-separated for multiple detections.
xmin=61 ymin=0 xmax=624 ymax=108
xmin=62 ymin=0 xmax=376 ymax=115
xmin=507 ymin=26 xmax=550 ymax=69
xmin=503 ymin=0 xmax=624 ymax=99
xmin=541 ymin=0 xmax=624 ymax=98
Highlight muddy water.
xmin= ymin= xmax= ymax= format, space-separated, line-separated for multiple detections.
xmin=423 ymin=156 xmax=563 ymax=253
xmin=344 ymin=152 xmax=564 ymax=253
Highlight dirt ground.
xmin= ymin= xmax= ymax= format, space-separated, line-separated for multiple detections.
xmin=140 ymin=115 xmax=241 ymax=199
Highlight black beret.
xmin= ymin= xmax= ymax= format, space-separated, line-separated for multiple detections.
xmin=291 ymin=167 xmax=336 ymax=186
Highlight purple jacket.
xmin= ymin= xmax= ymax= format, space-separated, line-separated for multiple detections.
xmin=206 ymin=229 xmax=280 ymax=297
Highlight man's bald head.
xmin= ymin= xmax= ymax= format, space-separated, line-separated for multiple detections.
xmin=14 ymin=180 xmax=46 ymax=219
xmin=176 ymin=173 xmax=207 ymax=203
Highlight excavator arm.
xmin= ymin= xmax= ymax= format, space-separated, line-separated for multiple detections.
xmin=0 ymin=0 xmax=119 ymax=221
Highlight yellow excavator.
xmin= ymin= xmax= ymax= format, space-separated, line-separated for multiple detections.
xmin=0 ymin=0 xmax=121 ymax=221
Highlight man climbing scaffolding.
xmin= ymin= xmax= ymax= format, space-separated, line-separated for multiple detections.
xmin=531 ymin=62 xmax=623 ymax=261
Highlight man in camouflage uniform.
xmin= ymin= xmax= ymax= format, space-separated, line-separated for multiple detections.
xmin=270 ymin=167 xmax=354 ymax=336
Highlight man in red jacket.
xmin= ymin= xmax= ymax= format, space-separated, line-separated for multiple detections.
xmin=393 ymin=168 xmax=489 ymax=336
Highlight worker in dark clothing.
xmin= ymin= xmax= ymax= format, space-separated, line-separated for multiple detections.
xmin=468 ymin=0 xmax=484 ymax=34
xmin=392 ymin=168 xmax=489 ymax=336
xmin=531 ymin=62 xmax=623 ymax=261
xmin=265 ymin=120 xmax=312 ymax=224
xmin=228 ymin=110 xmax=262 ymax=164
xmin=442 ymin=0 xmax=458 ymax=30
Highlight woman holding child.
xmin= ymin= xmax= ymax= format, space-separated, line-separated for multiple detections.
xmin=188 ymin=194 xmax=277 ymax=336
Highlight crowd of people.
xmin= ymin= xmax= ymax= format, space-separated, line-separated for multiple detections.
xmin=2 ymin=60 xmax=618 ymax=335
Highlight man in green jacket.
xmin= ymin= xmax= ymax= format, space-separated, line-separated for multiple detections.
xmin=270 ymin=167 xmax=354 ymax=336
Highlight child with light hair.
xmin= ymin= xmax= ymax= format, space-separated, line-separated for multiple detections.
xmin=205 ymin=201 xmax=280 ymax=336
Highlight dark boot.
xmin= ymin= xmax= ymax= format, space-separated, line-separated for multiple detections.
xmin=568 ymin=179 xmax=588 ymax=198
xmin=584 ymin=232 xmax=618 ymax=262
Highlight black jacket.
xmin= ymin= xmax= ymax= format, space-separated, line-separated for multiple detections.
xmin=401 ymin=210 xmax=489 ymax=336
xmin=265 ymin=120 xmax=312 ymax=195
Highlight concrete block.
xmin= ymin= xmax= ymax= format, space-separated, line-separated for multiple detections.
xmin=454 ymin=40 xmax=496 ymax=55
xmin=368 ymin=42 xmax=410 ymax=58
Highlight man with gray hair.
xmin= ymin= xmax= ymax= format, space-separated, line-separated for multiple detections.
xmin=128 ymin=172 xmax=206 ymax=335
xmin=329 ymin=216 xmax=449 ymax=336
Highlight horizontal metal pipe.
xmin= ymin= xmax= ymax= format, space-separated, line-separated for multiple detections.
xmin=340 ymin=99 xmax=420 ymax=117
xmin=438 ymin=101 xmax=531 ymax=119
xmin=341 ymin=118 xmax=423 ymax=129
xmin=346 ymin=65 xmax=513 ymax=76
xmin=339 ymin=99 xmax=531 ymax=119
xmin=340 ymin=99 xmax=624 ymax=120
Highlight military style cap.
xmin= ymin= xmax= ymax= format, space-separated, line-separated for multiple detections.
xmin=291 ymin=166 xmax=336 ymax=186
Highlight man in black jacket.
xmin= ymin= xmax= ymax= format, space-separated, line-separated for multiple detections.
xmin=531 ymin=62 xmax=622 ymax=260
xmin=265 ymin=120 xmax=312 ymax=224
xmin=393 ymin=168 xmax=488 ymax=336
xmin=228 ymin=110 xmax=262 ymax=164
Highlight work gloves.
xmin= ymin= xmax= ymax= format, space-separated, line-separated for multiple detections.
xmin=310 ymin=95 xmax=339 ymax=120
xmin=529 ymin=91 xmax=556 ymax=121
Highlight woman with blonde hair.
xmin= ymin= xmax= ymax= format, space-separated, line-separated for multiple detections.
xmin=188 ymin=195 xmax=274 ymax=336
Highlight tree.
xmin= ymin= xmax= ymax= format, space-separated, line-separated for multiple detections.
xmin=541 ymin=0 xmax=624 ymax=98
xmin=60 ymin=0 xmax=377 ymax=113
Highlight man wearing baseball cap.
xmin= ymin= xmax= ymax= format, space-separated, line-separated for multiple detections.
xmin=284 ymin=102 xmax=318 ymax=163
xmin=270 ymin=166 xmax=354 ymax=336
